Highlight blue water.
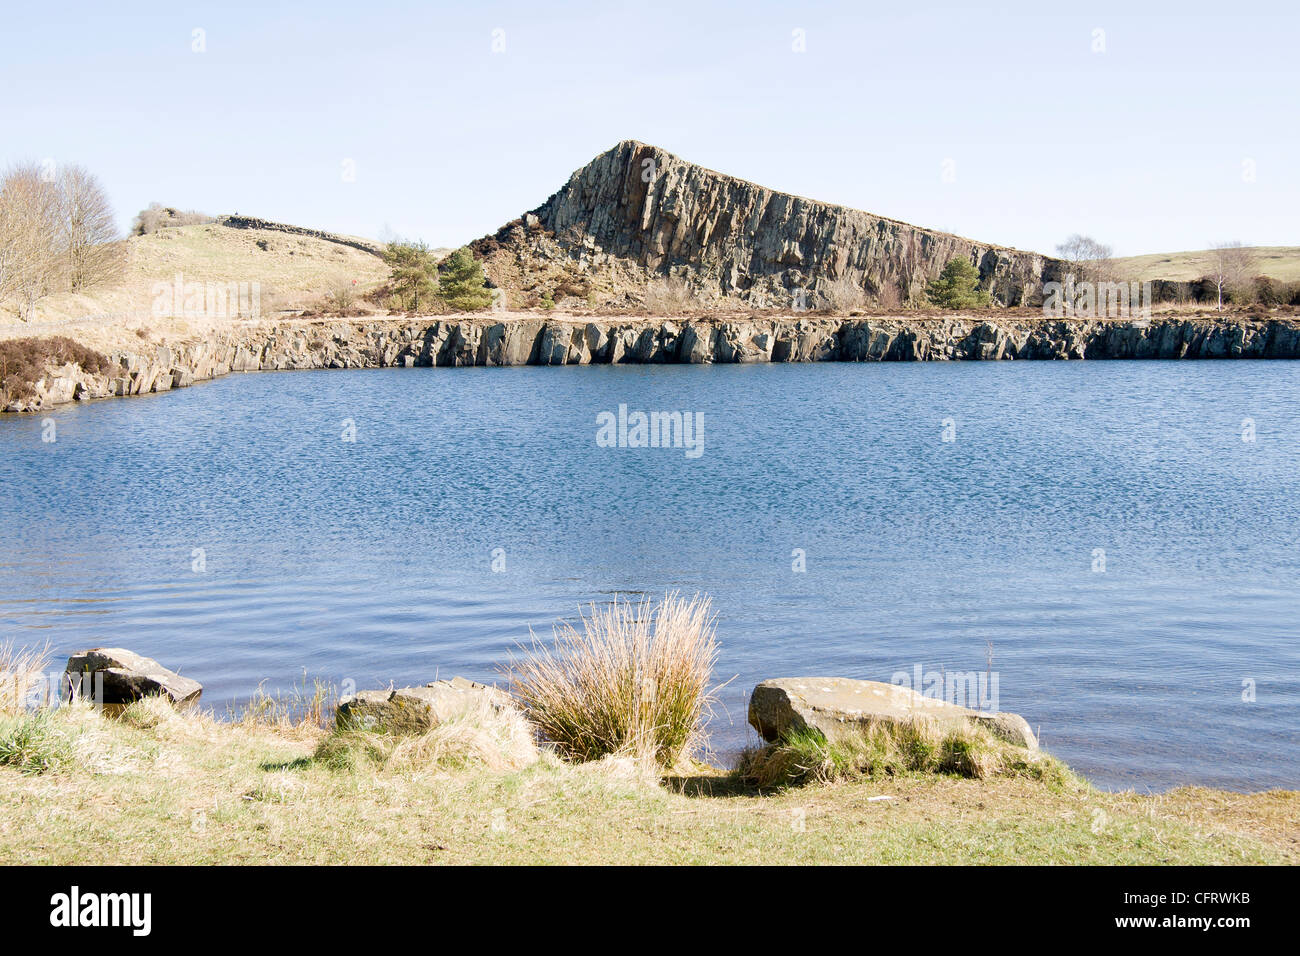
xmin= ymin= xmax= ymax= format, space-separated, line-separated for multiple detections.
xmin=2 ymin=361 xmax=1298 ymax=791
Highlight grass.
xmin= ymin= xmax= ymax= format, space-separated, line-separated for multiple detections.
xmin=0 ymin=639 xmax=52 ymax=713
xmin=0 ymin=709 xmax=73 ymax=774
xmin=0 ymin=222 xmax=390 ymax=353
xmin=228 ymin=672 xmax=340 ymax=732
xmin=315 ymin=696 xmax=540 ymax=775
xmin=0 ymin=701 xmax=1294 ymax=864
xmin=1111 ymin=246 xmax=1300 ymax=283
xmin=507 ymin=593 xmax=720 ymax=767
xmin=737 ymin=721 xmax=1071 ymax=789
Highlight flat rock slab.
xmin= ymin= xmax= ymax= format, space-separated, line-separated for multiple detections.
xmin=64 ymin=648 xmax=202 ymax=708
xmin=335 ymin=676 xmax=514 ymax=735
xmin=749 ymin=677 xmax=1036 ymax=750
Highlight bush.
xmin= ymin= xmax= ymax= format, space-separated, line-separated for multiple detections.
xmin=1252 ymin=276 xmax=1284 ymax=307
xmin=131 ymin=203 xmax=213 ymax=236
xmin=437 ymin=246 xmax=493 ymax=312
xmin=925 ymin=258 xmax=990 ymax=309
xmin=321 ymin=281 xmax=360 ymax=314
xmin=0 ymin=336 xmax=110 ymax=403
xmin=736 ymin=718 xmax=1069 ymax=789
xmin=508 ymin=593 xmax=719 ymax=768
xmin=644 ymin=277 xmax=695 ymax=314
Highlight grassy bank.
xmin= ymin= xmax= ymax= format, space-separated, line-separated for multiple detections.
xmin=1 ymin=701 xmax=1294 ymax=865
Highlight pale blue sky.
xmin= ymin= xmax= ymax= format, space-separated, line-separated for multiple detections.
xmin=3 ymin=0 xmax=1295 ymax=257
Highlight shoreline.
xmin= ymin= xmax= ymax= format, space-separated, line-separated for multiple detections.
xmin=5 ymin=311 xmax=1300 ymax=413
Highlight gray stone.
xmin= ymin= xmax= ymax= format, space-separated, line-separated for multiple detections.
xmin=64 ymin=648 xmax=202 ymax=708
xmin=748 ymin=677 xmax=1037 ymax=750
xmin=335 ymin=676 xmax=514 ymax=735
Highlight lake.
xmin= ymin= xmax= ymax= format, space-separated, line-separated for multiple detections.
xmin=2 ymin=360 xmax=1297 ymax=791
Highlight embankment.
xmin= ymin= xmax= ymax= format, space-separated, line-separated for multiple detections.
xmin=6 ymin=312 xmax=1300 ymax=413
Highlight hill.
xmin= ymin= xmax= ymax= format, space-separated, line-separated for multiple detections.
xmin=1110 ymin=246 xmax=1300 ymax=283
xmin=474 ymin=140 xmax=1061 ymax=310
xmin=0 ymin=219 xmax=390 ymax=350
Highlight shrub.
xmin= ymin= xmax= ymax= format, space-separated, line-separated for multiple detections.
xmin=644 ymin=277 xmax=695 ymax=314
xmin=736 ymin=718 xmax=1069 ymax=789
xmin=131 ymin=203 xmax=213 ymax=236
xmin=0 ymin=336 xmax=110 ymax=403
xmin=925 ymin=258 xmax=990 ymax=309
xmin=508 ymin=593 xmax=719 ymax=768
xmin=322 ymin=281 xmax=360 ymax=314
xmin=437 ymin=246 xmax=493 ymax=312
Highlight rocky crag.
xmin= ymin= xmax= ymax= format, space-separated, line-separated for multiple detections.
xmin=474 ymin=141 xmax=1062 ymax=309
xmin=7 ymin=314 xmax=1300 ymax=413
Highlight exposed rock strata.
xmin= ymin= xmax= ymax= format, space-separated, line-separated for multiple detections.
xmin=6 ymin=314 xmax=1300 ymax=413
xmin=477 ymin=141 xmax=1062 ymax=307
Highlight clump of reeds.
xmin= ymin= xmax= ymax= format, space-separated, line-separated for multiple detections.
xmin=507 ymin=592 xmax=719 ymax=768
xmin=0 ymin=640 xmax=51 ymax=715
xmin=230 ymin=672 xmax=339 ymax=732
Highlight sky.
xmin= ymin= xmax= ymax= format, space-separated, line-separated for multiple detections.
xmin=2 ymin=0 xmax=1296 ymax=257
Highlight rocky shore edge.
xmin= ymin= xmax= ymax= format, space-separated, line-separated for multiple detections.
xmin=7 ymin=313 xmax=1300 ymax=413
xmin=61 ymin=647 xmax=1041 ymax=759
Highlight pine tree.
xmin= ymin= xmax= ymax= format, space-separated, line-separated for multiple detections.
xmin=925 ymin=258 xmax=990 ymax=309
xmin=437 ymin=247 xmax=494 ymax=312
xmin=382 ymin=240 xmax=438 ymax=313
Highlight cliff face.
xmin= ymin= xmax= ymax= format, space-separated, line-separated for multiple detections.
xmin=7 ymin=315 xmax=1300 ymax=413
xmin=478 ymin=141 xmax=1059 ymax=308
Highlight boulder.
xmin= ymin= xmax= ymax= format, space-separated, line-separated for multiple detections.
xmin=748 ymin=677 xmax=1037 ymax=750
xmin=64 ymin=648 xmax=202 ymax=708
xmin=335 ymin=676 xmax=514 ymax=735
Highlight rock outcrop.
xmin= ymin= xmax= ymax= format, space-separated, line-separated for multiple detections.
xmin=749 ymin=677 xmax=1037 ymax=750
xmin=476 ymin=141 xmax=1060 ymax=307
xmin=334 ymin=676 xmax=515 ymax=735
xmin=6 ymin=313 xmax=1300 ymax=413
xmin=64 ymin=648 xmax=202 ymax=708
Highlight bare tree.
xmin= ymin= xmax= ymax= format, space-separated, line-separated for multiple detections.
xmin=1055 ymin=234 xmax=1114 ymax=284
xmin=0 ymin=163 xmax=62 ymax=320
xmin=1205 ymin=241 xmax=1255 ymax=310
xmin=58 ymin=164 xmax=123 ymax=292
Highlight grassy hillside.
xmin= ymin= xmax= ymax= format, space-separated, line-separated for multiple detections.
xmin=0 ymin=222 xmax=390 ymax=347
xmin=1111 ymin=246 xmax=1300 ymax=283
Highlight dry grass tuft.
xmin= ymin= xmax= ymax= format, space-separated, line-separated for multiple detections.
xmin=737 ymin=717 xmax=1071 ymax=789
xmin=316 ymin=698 xmax=539 ymax=774
xmin=0 ymin=641 xmax=52 ymax=714
xmin=507 ymin=593 xmax=720 ymax=768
